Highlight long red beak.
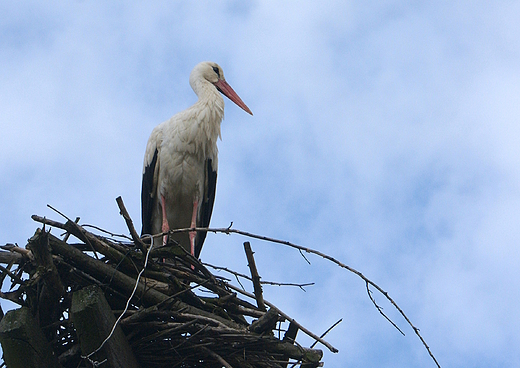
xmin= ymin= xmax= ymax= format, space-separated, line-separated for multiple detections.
xmin=214 ymin=79 xmax=253 ymax=115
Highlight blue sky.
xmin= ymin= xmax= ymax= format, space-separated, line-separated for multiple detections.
xmin=2 ymin=2 xmax=520 ymax=367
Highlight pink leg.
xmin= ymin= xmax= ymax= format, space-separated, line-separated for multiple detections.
xmin=161 ymin=195 xmax=169 ymax=246
xmin=189 ymin=199 xmax=198 ymax=257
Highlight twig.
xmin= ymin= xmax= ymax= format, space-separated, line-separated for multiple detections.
xmin=31 ymin=215 xmax=69 ymax=231
xmin=32 ymin=215 xmax=101 ymax=260
xmin=200 ymin=346 xmax=233 ymax=368
xmin=366 ymin=282 xmax=404 ymax=335
xmin=310 ymin=318 xmax=342 ymax=349
xmin=204 ymin=263 xmax=314 ymax=290
xmin=81 ymin=224 xmax=132 ymax=241
xmin=47 ymin=204 xmax=73 ymax=222
xmin=263 ymin=281 xmax=314 ymax=290
xmin=164 ymin=225 xmax=440 ymax=367
xmin=62 ymin=217 xmax=80 ymax=242
xmin=243 ymin=242 xmax=266 ymax=311
xmin=298 ymin=249 xmax=311 ymax=265
xmin=226 ymin=282 xmax=338 ymax=353
xmin=0 ymin=264 xmax=24 ymax=285
xmin=234 ymin=272 xmax=246 ymax=291
xmin=115 ymin=196 xmax=146 ymax=251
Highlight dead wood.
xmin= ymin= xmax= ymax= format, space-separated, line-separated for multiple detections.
xmin=0 ymin=207 xmax=327 ymax=368
xmin=0 ymin=307 xmax=61 ymax=368
xmin=71 ymin=285 xmax=140 ymax=368
xmin=244 ymin=241 xmax=266 ymax=311
xmin=0 ymin=197 xmax=442 ymax=368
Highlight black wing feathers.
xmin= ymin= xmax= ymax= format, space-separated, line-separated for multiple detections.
xmin=141 ymin=148 xmax=158 ymax=236
xmin=194 ymin=158 xmax=217 ymax=258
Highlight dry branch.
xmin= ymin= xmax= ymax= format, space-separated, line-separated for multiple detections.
xmin=205 ymin=262 xmax=314 ymax=289
xmin=0 ymin=207 xmax=328 ymax=367
xmin=244 ymin=241 xmax=266 ymax=311
xmin=0 ymin=198 xmax=441 ymax=368
xmin=116 ymin=196 xmax=146 ymax=251
xmin=164 ymin=225 xmax=441 ymax=367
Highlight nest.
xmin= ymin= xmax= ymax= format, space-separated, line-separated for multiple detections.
xmin=0 ymin=200 xmax=329 ymax=368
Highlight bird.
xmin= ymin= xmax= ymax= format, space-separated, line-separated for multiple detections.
xmin=141 ymin=61 xmax=252 ymax=259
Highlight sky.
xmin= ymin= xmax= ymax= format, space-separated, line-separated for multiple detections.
xmin=1 ymin=1 xmax=520 ymax=367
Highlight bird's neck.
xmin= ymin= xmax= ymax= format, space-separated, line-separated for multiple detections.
xmin=178 ymin=83 xmax=224 ymax=160
xmin=197 ymin=87 xmax=225 ymax=124
xmin=194 ymin=82 xmax=224 ymax=137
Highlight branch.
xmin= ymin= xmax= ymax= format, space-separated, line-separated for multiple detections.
xmin=200 ymin=346 xmax=233 ymax=368
xmin=115 ymin=196 xmax=146 ymax=251
xmin=25 ymin=209 xmax=438 ymax=367
xmin=164 ymin=225 xmax=440 ymax=367
xmin=243 ymin=242 xmax=266 ymax=311
xmin=0 ymin=264 xmax=25 ymax=285
xmin=366 ymin=282 xmax=404 ymax=335
xmin=310 ymin=318 xmax=342 ymax=349
xmin=226 ymin=282 xmax=338 ymax=353
xmin=204 ymin=263 xmax=314 ymax=290
xmin=42 ymin=229 xmax=244 ymax=330
xmin=0 ymin=249 xmax=24 ymax=265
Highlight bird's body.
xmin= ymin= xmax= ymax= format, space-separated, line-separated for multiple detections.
xmin=141 ymin=61 xmax=252 ymax=258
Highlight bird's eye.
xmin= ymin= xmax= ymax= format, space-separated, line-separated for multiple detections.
xmin=212 ymin=66 xmax=220 ymax=78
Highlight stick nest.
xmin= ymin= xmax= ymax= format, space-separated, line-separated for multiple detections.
xmin=0 ymin=211 xmax=325 ymax=368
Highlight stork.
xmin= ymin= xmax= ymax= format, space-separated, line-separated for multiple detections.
xmin=141 ymin=61 xmax=252 ymax=259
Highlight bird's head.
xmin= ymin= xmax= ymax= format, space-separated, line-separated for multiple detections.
xmin=190 ymin=61 xmax=253 ymax=115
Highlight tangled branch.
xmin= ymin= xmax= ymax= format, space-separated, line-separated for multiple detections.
xmin=158 ymin=224 xmax=441 ymax=367
xmin=0 ymin=197 xmax=441 ymax=368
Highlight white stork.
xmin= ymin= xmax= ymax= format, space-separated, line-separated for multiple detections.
xmin=141 ymin=61 xmax=252 ymax=259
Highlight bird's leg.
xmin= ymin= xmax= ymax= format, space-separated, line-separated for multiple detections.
xmin=161 ymin=195 xmax=169 ymax=246
xmin=189 ymin=199 xmax=198 ymax=257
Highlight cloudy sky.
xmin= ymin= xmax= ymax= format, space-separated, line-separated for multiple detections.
xmin=2 ymin=1 xmax=520 ymax=367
